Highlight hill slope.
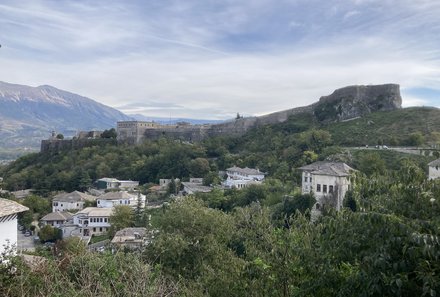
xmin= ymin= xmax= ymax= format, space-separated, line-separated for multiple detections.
xmin=0 ymin=81 xmax=132 ymax=148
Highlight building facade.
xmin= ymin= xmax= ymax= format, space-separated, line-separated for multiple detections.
xmin=223 ymin=166 xmax=265 ymax=189
xmin=299 ymin=161 xmax=355 ymax=211
xmin=40 ymin=211 xmax=73 ymax=228
xmin=428 ymin=159 xmax=440 ymax=180
xmin=72 ymin=207 xmax=113 ymax=237
xmin=52 ymin=191 xmax=95 ymax=212
xmin=0 ymin=199 xmax=29 ymax=255
xmin=96 ymin=191 xmax=145 ymax=208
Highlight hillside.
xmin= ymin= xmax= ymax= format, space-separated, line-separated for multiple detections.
xmin=0 ymin=81 xmax=132 ymax=149
xmin=324 ymin=107 xmax=440 ymax=146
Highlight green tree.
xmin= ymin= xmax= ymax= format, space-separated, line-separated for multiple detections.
xmin=101 ymin=128 xmax=117 ymax=139
xmin=39 ymin=225 xmax=62 ymax=243
xmin=56 ymin=133 xmax=64 ymax=140
xmin=109 ymin=205 xmax=134 ymax=235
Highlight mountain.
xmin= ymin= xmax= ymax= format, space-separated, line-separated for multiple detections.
xmin=0 ymin=81 xmax=132 ymax=148
xmin=129 ymin=114 xmax=224 ymax=125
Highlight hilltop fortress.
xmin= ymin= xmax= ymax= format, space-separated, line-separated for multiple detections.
xmin=117 ymin=84 xmax=402 ymax=144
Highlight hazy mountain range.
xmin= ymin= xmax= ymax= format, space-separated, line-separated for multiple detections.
xmin=0 ymin=81 xmax=224 ymax=150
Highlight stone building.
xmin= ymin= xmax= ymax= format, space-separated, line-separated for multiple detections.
xmin=0 ymin=199 xmax=29 ymax=255
xmin=428 ymin=159 xmax=440 ymax=180
xmin=299 ymin=161 xmax=355 ymax=211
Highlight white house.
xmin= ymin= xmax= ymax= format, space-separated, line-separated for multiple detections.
xmin=72 ymin=207 xmax=113 ymax=237
xmin=96 ymin=191 xmax=145 ymax=208
xmin=40 ymin=211 xmax=73 ymax=228
xmin=299 ymin=161 xmax=355 ymax=211
xmin=96 ymin=178 xmax=139 ymax=190
xmin=52 ymin=191 xmax=95 ymax=212
xmin=222 ymin=166 xmax=265 ymax=189
xmin=428 ymin=159 xmax=440 ymax=180
xmin=0 ymin=199 xmax=29 ymax=255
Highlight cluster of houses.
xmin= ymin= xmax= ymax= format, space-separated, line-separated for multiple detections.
xmin=40 ymin=190 xmax=146 ymax=239
xmin=3 ymin=158 xmax=440 ymax=256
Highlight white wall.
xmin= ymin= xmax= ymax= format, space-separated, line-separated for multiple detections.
xmin=0 ymin=217 xmax=18 ymax=255
xmin=53 ymin=201 xmax=84 ymax=212
xmin=429 ymin=165 xmax=440 ymax=180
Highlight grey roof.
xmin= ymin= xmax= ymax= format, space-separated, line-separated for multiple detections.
xmin=98 ymin=191 xmax=137 ymax=200
xmin=428 ymin=159 xmax=440 ymax=167
xmin=41 ymin=211 xmax=73 ymax=222
xmin=0 ymin=198 xmax=29 ymax=217
xmin=182 ymin=182 xmax=213 ymax=193
xmin=53 ymin=191 xmax=95 ymax=202
xmin=299 ymin=161 xmax=355 ymax=177
xmin=226 ymin=166 xmax=265 ymax=175
xmin=112 ymin=227 xmax=148 ymax=243
xmin=76 ymin=207 xmax=113 ymax=217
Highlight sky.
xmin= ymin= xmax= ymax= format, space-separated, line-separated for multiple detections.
xmin=0 ymin=0 xmax=439 ymax=119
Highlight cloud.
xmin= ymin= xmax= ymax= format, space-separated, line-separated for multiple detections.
xmin=0 ymin=0 xmax=440 ymax=119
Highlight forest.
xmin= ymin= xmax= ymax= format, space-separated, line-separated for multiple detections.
xmin=1 ymin=108 xmax=439 ymax=296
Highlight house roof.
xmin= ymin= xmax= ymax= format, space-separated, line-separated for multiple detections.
xmin=182 ymin=182 xmax=213 ymax=193
xmin=0 ymin=199 xmax=29 ymax=217
xmin=98 ymin=191 xmax=137 ymax=200
xmin=41 ymin=211 xmax=73 ymax=222
xmin=76 ymin=207 xmax=113 ymax=217
xmin=98 ymin=178 xmax=119 ymax=183
xmin=226 ymin=166 xmax=265 ymax=176
xmin=428 ymin=158 xmax=440 ymax=167
xmin=111 ymin=227 xmax=147 ymax=244
xmin=299 ymin=161 xmax=355 ymax=177
xmin=53 ymin=191 xmax=95 ymax=202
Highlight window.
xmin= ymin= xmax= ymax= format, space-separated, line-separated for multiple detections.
xmin=100 ymin=218 xmax=103 ymax=222
xmin=100 ymin=227 xmax=102 ymax=232
xmin=98 ymin=200 xmax=100 ymax=204
xmin=304 ymin=176 xmax=308 ymax=182
xmin=323 ymin=185 xmax=327 ymax=193
xmin=317 ymin=184 xmax=321 ymax=192
xmin=93 ymin=228 xmax=96 ymax=232
xmin=53 ymin=202 xmax=58 ymax=206
xmin=104 ymin=218 xmax=108 ymax=222
xmin=310 ymin=177 xmax=312 ymax=182
xmin=329 ymin=185 xmax=334 ymax=193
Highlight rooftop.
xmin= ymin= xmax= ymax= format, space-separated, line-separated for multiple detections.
xmin=111 ymin=227 xmax=148 ymax=244
xmin=76 ymin=207 xmax=113 ymax=217
xmin=0 ymin=198 xmax=29 ymax=217
xmin=226 ymin=166 xmax=265 ymax=176
xmin=299 ymin=161 xmax=355 ymax=177
xmin=41 ymin=211 xmax=73 ymax=222
xmin=428 ymin=158 xmax=440 ymax=167
xmin=53 ymin=191 xmax=96 ymax=202
xmin=98 ymin=191 xmax=137 ymax=200
xmin=182 ymin=182 xmax=213 ymax=193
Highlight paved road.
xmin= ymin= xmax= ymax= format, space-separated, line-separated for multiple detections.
xmin=17 ymin=230 xmax=35 ymax=252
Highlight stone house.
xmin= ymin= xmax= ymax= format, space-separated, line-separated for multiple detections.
xmin=299 ymin=161 xmax=355 ymax=211
xmin=96 ymin=191 xmax=145 ymax=208
xmin=72 ymin=207 xmax=113 ymax=237
xmin=111 ymin=227 xmax=149 ymax=250
xmin=40 ymin=211 xmax=73 ymax=228
xmin=222 ymin=166 xmax=265 ymax=189
xmin=52 ymin=191 xmax=95 ymax=212
xmin=0 ymin=199 xmax=29 ymax=255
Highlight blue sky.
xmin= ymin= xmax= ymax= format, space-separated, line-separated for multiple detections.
xmin=0 ymin=0 xmax=439 ymax=119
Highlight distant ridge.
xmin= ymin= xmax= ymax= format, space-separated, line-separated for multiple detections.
xmin=0 ymin=81 xmax=132 ymax=148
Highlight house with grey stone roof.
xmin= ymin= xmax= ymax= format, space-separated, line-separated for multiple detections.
xmin=111 ymin=227 xmax=149 ymax=250
xmin=0 ymin=199 xmax=29 ymax=255
xmin=97 ymin=191 xmax=146 ymax=209
xmin=52 ymin=191 xmax=95 ymax=212
xmin=299 ymin=161 xmax=356 ymax=211
xmin=223 ymin=166 xmax=266 ymax=189
xmin=428 ymin=158 xmax=440 ymax=180
xmin=40 ymin=211 xmax=73 ymax=228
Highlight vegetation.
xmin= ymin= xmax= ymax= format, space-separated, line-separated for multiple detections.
xmin=1 ymin=107 xmax=440 ymax=295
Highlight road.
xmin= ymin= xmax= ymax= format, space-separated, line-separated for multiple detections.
xmin=17 ymin=230 xmax=35 ymax=252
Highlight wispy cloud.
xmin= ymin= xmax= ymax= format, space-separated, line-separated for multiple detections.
xmin=0 ymin=0 xmax=439 ymax=119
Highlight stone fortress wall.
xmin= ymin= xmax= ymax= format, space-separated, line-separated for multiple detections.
xmin=116 ymin=84 xmax=402 ymax=145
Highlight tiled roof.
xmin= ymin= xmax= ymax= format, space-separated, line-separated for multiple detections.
xmin=41 ymin=211 xmax=73 ymax=222
xmin=0 ymin=198 xmax=29 ymax=217
xmin=182 ymin=182 xmax=213 ymax=193
xmin=299 ymin=161 xmax=355 ymax=177
xmin=112 ymin=227 xmax=147 ymax=243
xmin=226 ymin=166 xmax=265 ymax=175
xmin=76 ymin=207 xmax=113 ymax=217
xmin=53 ymin=191 xmax=95 ymax=202
xmin=428 ymin=159 xmax=440 ymax=167
xmin=98 ymin=191 xmax=136 ymax=200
